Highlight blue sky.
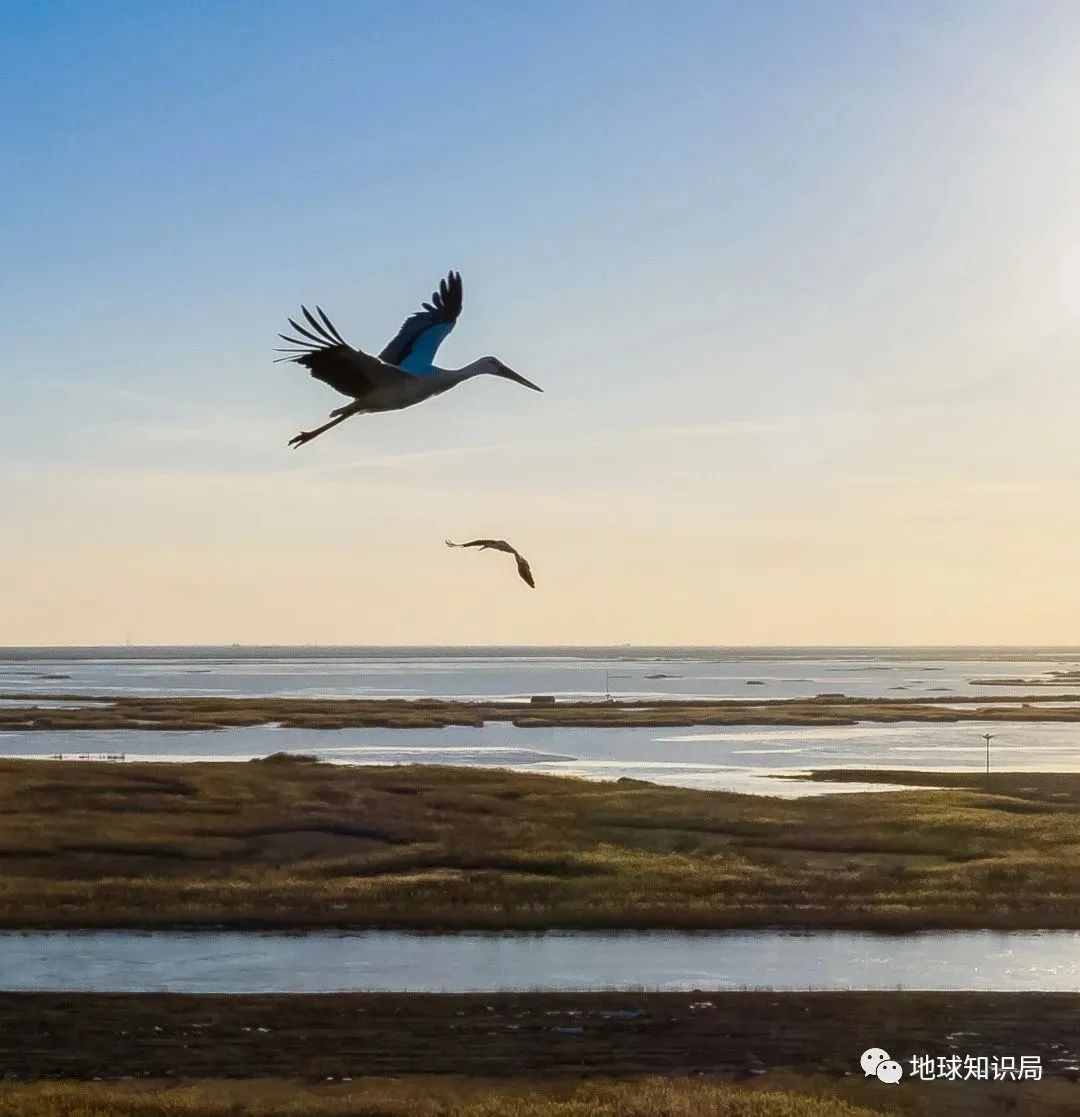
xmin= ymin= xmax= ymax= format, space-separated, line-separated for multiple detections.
xmin=4 ymin=2 xmax=1080 ymax=644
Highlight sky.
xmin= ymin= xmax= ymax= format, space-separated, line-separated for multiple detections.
xmin=3 ymin=1 xmax=1080 ymax=646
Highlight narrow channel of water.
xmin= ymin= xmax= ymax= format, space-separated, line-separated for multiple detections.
xmin=7 ymin=719 xmax=1080 ymax=795
xmin=4 ymin=929 xmax=1079 ymax=993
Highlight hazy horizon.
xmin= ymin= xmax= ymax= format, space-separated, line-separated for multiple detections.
xmin=5 ymin=2 xmax=1080 ymax=646
xmin=3 ymin=642 xmax=1080 ymax=655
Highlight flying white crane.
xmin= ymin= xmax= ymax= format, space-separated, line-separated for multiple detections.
xmin=276 ymin=271 xmax=541 ymax=448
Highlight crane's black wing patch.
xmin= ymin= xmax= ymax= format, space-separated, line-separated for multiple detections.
xmin=276 ymin=305 xmax=416 ymax=398
xmin=380 ymin=271 xmax=463 ymax=373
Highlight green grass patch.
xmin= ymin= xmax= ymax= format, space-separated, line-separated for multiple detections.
xmin=2 ymin=761 xmax=1080 ymax=929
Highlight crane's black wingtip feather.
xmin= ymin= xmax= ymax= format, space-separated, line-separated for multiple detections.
xmin=315 ymin=306 xmax=346 ymax=345
xmin=301 ymin=305 xmax=338 ymax=345
xmin=287 ymin=318 xmax=333 ymax=348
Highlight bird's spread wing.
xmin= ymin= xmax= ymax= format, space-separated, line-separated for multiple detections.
xmin=276 ymin=306 xmax=418 ymax=399
xmin=445 ymin=539 xmax=511 ymax=552
xmin=380 ymin=271 xmax=463 ymax=375
xmin=446 ymin=539 xmax=535 ymax=588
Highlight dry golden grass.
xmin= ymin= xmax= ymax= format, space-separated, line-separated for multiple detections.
xmin=3 ymin=760 xmax=1080 ymax=929
xmin=10 ymin=1073 xmax=1080 ymax=1117
xmin=0 ymin=1079 xmax=885 ymax=1117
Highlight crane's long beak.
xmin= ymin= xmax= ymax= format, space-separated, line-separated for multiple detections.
xmin=497 ymin=367 xmax=543 ymax=392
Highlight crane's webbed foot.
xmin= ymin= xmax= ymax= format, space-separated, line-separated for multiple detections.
xmin=288 ymin=430 xmax=315 ymax=449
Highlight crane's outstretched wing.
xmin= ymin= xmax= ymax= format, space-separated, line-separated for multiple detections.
xmin=445 ymin=538 xmax=536 ymax=589
xmin=380 ymin=271 xmax=463 ymax=375
xmin=276 ymin=306 xmax=417 ymax=399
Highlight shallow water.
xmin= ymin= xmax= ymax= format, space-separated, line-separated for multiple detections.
xmin=0 ymin=699 xmax=109 ymax=709
xmin=4 ymin=647 xmax=1080 ymax=795
xmin=3 ymin=929 xmax=1079 ymax=993
xmin=4 ymin=719 xmax=1080 ymax=795
xmin=2 ymin=645 xmax=1079 ymax=702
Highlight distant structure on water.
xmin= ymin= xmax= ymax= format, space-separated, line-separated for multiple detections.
xmin=49 ymin=753 xmax=126 ymax=762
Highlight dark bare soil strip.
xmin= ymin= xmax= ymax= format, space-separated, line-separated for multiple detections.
xmin=792 ymin=770 xmax=1080 ymax=794
xmin=3 ymin=991 xmax=1079 ymax=1082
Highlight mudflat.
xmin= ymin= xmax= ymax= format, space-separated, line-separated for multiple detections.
xmin=2 ymin=991 xmax=1079 ymax=1116
xmin=3 ymin=990 xmax=1078 ymax=1079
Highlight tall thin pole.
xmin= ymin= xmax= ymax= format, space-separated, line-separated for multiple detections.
xmin=982 ymin=733 xmax=994 ymax=781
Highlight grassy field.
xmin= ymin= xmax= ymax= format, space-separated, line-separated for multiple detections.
xmin=0 ymin=1079 xmax=886 ymax=1117
xmin=4 ymin=759 xmax=1080 ymax=929
xmin=5 ymin=1075 xmax=1080 ymax=1117
xmin=3 ymin=691 xmax=1080 ymax=731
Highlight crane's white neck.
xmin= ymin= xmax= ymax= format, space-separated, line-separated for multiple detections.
xmin=434 ymin=359 xmax=493 ymax=385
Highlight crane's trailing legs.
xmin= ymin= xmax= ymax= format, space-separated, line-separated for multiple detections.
xmin=289 ymin=402 xmax=365 ymax=448
xmin=288 ymin=411 xmax=350 ymax=449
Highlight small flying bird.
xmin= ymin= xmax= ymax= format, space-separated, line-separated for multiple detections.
xmin=276 ymin=271 xmax=542 ymax=448
xmin=446 ymin=538 xmax=536 ymax=588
